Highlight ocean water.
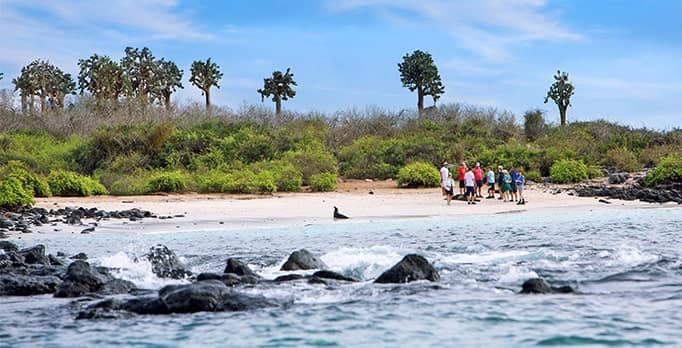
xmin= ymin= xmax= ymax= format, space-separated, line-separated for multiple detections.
xmin=1 ymin=206 xmax=681 ymax=347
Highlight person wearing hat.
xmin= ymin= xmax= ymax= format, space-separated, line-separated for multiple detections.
xmin=473 ymin=162 xmax=484 ymax=198
xmin=440 ymin=162 xmax=449 ymax=198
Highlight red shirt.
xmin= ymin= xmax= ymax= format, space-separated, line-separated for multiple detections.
xmin=473 ymin=167 xmax=483 ymax=181
xmin=458 ymin=166 xmax=466 ymax=180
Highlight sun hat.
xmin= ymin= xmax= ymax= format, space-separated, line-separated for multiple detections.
xmin=476 ymin=162 xmax=480 ymax=166
xmin=443 ymin=161 xmax=448 ymax=165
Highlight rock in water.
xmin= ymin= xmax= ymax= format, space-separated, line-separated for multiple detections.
xmin=54 ymin=260 xmax=107 ymax=297
xmin=145 ymin=244 xmax=190 ymax=279
xmin=280 ymin=249 xmax=328 ymax=271
xmin=223 ymin=258 xmax=260 ymax=277
xmin=0 ymin=274 xmax=62 ymax=296
xmin=519 ymin=278 xmax=575 ymax=294
xmin=312 ymin=270 xmax=358 ymax=282
xmin=333 ymin=206 xmax=349 ymax=220
xmin=374 ymin=254 xmax=440 ymax=284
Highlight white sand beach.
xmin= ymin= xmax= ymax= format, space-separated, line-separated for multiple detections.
xmin=21 ymin=180 xmax=670 ymax=238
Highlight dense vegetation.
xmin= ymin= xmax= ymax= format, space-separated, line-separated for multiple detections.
xmin=0 ymin=99 xmax=679 ymax=207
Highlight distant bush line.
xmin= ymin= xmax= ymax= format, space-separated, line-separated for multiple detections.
xmin=0 ymin=101 xmax=681 ymax=207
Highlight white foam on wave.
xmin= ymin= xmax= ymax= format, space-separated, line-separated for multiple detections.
xmin=440 ymin=250 xmax=531 ymax=265
xmin=95 ymin=252 xmax=188 ymax=289
xmin=322 ymin=245 xmax=405 ymax=281
xmin=607 ymin=245 xmax=659 ymax=266
xmin=498 ymin=265 xmax=538 ymax=284
xmin=257 ymin=245 xmax=405 ymax=281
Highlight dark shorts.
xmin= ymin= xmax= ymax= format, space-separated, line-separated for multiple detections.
xmin=446 ymin=188 xmax=454 ymax=196
xmin=488 ymin=183 xmax=495 ymax=191
xmin=466 ymin=186 xmax=475 ymax=196
xmin=459 ymin=180 xmax=465 ymax=188
xmin=502 ymin=183 xmax=512 ymax=192
xmin=511 ymin=183 xmax=517 ymax=193
xmin=476 ymin=180 xmax=484 ymax=187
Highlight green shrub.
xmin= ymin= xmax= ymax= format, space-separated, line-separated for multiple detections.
xmin=0 ymin=160 xmax=51 ymax=197
xmin=195 ymin=171 xmax=232 ymax=193
xmin=604 ymin=147 xmax=639 ymax=172
xmin=644 ymin=156 xmax=682 ymax=186
xmin=310 ymin=172 xmax=337 ymax=192
xmin=397 ymin=162 xmax=440 ymax=188
xmin=271 ymin=163 xmax=303 ymax=192
xmin=282 ymin=145 xmax=337 ymax=185
xmin=587 ymin=165 xmax=604 ymax=179
xmin=254 ymin=170 xmax=277 ymax=193
xmin=96 ymin=169 xmax=148 ymax=195
xmin=146 ymin=171 xmax=188 ymax=193
xmin=549 ymin=159 xmax=588 ymax=184
xmin=47 ymin=170 xmax=108 ymax=196
xmin=0 ymin=177 xmax=34 ymax=209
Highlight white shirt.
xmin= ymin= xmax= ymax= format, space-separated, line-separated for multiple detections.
xmin=440 ymin=166 xmax=449 ymax=185
xmin=464 ymin=170 xmax=475 ymax=187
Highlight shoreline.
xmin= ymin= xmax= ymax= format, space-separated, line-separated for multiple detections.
xmin=6 ymin=182 xmax=674 ymax=240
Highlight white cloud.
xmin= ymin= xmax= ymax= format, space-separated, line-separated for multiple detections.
xmin=1 ymin=0 xmax=213 ymax=41
xmin=326 ymin=0 xmax=581 ymax=61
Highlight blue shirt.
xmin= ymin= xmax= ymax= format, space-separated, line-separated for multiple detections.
xmin=516 ymin=174 xmax=525 ymax=186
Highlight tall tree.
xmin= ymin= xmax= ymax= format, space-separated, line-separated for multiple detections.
xmin=257 ymin=68 xmax=297 ymax=117
xmin=78 ymin=54 xmax=129 ymax=102
xmin=189 ymin=58 xmax=223 ymax=112
xmin=12 ymin=68 xmax=34 ymax=113
xmin=151 ymin=59 xmax=183 ymax=111
xmin=121 ymin=47 xmax=157 ymax=105
xmin=12 ymin=60 xmax=74 ymax=112
xmin=398 ymin=50 xmax=445 ymax=115
xmin=544 ymin=70 xmax=574 ymax=126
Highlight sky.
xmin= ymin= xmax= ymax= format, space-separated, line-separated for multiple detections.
xmin=0 ymin=0 xmax=680 ymax=129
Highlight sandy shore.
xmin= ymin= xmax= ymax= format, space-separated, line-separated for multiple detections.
xmin=15 ymin=180 xmax=672 ymax=238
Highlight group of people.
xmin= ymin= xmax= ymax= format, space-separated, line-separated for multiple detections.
xmin=440 ymin=161 xmax=526 ymax=206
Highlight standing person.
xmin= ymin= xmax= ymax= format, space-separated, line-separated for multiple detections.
xmin=502 ymin=170 xmax=512 ymax=202
xmin=486 ymin=166 xmax=496 ymax=199
xmin=440 ymin=162 xmax=449 ymax=198
xmin=509 ymin=166 xmax=518 ymax=202
xmin=473 ymin=162 xmax=484 ymax=198
xmin=516 ymin=170 xmax=526 ymax=205
xmin=464 ymin=167 xmax=476 ymax=205
xmin=497 ymin=166 xmax=505 ymax=200
xmin=458 ymin=162 xmax=467 ymax=195
xmin=444 ymin=173 xmax=455 ymax=205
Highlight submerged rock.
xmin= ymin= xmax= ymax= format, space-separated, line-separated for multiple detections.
xmin=519 ymin=278 xmax=575 ymax=294
xmin=145 ymin=244 xmax=190 ymax=279
xmin=280 ymin=249 xmax=328 ymax=271
xmin=374 ymin=254 xmax=440 ymax=284
xmin=312 ymin=270 xmax=358 ymax=282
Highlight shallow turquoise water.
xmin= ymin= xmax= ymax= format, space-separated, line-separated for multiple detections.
xmin=1 ymin=207 xmax=681 ymax=347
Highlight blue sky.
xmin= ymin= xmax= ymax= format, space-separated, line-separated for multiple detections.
xmin=0 ymin=0 xmax=680 ymax=129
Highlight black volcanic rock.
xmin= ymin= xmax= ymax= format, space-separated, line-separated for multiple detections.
xmin=374 ymin=254 xmax=440 ymax=284
xmin=519 ymin=278 xmax=575 ymax=294
xmin=280 ymin=249 xmax=328 ymax=271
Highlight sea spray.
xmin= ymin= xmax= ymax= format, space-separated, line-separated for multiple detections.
xmin=95 ymin=252 xmax=188 ymax=289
